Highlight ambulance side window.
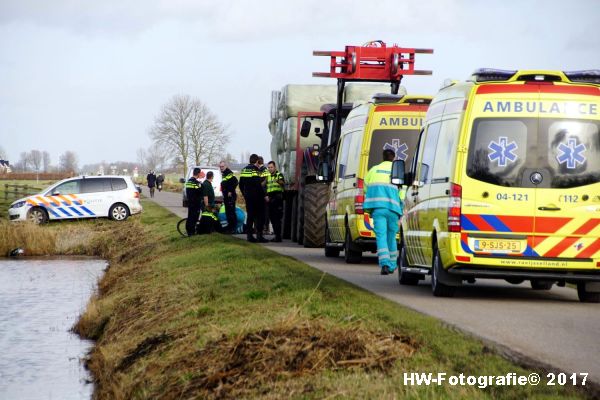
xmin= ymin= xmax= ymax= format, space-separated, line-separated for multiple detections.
xmin=420 ymin=122 xmax=442 ymax=184
xmin=410 ymin=128 xmax=425 ymax=185
xmin=336 ymin=133 xmax=352 ymax=180
xmin=432 ymin=119 xmax=459 ymax=180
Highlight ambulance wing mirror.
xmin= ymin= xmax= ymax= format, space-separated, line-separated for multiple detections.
xmin=391 ymin=160 xmax=405 ymax=186
xmin=317 ymin=161 xmax=331 ymax=182
xmin=300 ymin=120 xmax=312 ymax=137
xmin=179 ymin=178 xmax=185 ymax=184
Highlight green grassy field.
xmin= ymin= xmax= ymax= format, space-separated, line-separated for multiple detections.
xmin=0 ymin=179 xmax=55 ymax=220
xmin=71 ymin=200 xmax=588 ymax=399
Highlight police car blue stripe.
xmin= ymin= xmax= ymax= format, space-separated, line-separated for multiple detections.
xmin=69 ymin=207 xmax=84 ymax=216
xmin=57 ymin=207 xmax=72 ymax=217
xmin=481 ymin=215 xmax=511 ymax=232
xmin=80 ymin=206 xmax=95 ymax=216
xmin=47 ymin=208 xmax=60 ymax=218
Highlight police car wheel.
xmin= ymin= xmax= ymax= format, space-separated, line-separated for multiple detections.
xmin=398 ymin=243 xmax=420 ymax=286
xmin=431 ymin=248 xmax=455 ymax=297
xmin=109 ymin=203 xmax=130 ymax=221
xmin=27 ymin=207 xmax=48 ymax=224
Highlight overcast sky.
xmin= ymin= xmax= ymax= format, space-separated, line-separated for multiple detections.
xmin=1 ymin=0 xmax=598 ymax=168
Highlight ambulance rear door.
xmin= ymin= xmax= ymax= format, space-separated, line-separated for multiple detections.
xmin=532 ymin=91 xmax=600 ymax=265
xmin=460 ymin=86 xmax=540 ymax=261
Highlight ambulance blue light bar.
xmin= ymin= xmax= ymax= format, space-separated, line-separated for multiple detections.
xmin=471 ymin=68 xmax=517 ymax=82
xmin=564 ymin=70 xmax=600 ymax=84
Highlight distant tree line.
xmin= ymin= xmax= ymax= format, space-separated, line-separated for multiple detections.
xmin=9 ymin=149 xmax=79 ymax=174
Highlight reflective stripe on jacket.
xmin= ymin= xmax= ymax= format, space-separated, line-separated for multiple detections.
xmin=267 ymin=171 xmax=284 ymax=194
xmin=364 ymin=161 xmax=403 ymax=215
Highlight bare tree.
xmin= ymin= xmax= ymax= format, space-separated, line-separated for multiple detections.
xmin=150 ymin=94 xmax=193 ymax=176
xmin=136 ymin=147 xmax=147 ymax=171
xmin=59 ymin=151 xmax=78 ymax=173
xmin=29 ymin=150 xmax=43 ymax=171
xmin=0 ymin=145 xmax=7 ymax=160
xmin=137 ymin=145 xmax=167 ymax=172
xmin=17 ymin=152 xmax=29 ymax=171
xmin=188 ymin=99 xmax=229 ymax=166
xmin=42 ymin=151 xmax=51 ymax=172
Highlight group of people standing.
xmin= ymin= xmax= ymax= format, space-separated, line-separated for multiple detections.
xmin=146 ymin=171 xmax=165 ymax=198
xmin=184 ymin=156 xmax=285 ymax=239
xmin=185 ymin=166 xmax=236 ymax=236
xmin=239 ymin=154 xmax=285 ymax=243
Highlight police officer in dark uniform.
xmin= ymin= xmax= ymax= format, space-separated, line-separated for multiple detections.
xmin=239 ymin=154 xmax=268 ymax=243
xmin=219 ymin=161 xmax=238 ymax=233
xmin=257 ymin=156 xmax=270 ymax=234
xmin=185 ymin=167 xmax=204 ymax=236
xmin=266 ymin=161 xmax=285 ymax=242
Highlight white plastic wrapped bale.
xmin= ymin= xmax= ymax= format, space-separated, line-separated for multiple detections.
xmin=270 ymin=138 xmax=278 ymax=165
xmin=284 ymin=117 xmax=325 ymax=153
xmin=268 ymin=119 xmax=277 ymax=136
xmin=278 ymin=84 xmax=337 ymax=118
xmin=343 ymin=83 xmax=407 ymax=103
xmin=286 ymin=151 xmax=297 ymax=186
xmin=280 ymin=150 xmax=296 ymax=186
xmin=270 ymin=91 xmax=281 ymax=120
xmin=275 ymin=118 xmax=286 ymax=153
xmin=283 ymin=117 xmax=298 ymax=153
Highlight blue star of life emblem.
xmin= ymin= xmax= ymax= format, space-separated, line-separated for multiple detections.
xmin=384 ymin=139 xmax=409 ymax=161
xmin=556 ymin=138 xmax=586 ymax=169
xmin=488 ymin=137 xmax=518 ymax=167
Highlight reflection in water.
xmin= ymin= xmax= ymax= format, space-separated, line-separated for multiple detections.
xmin=0 ymin=258 xmax=106 ymax=400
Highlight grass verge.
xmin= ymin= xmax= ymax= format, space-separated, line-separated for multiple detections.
xmin=70 ymin=200 xmax=589 ymax=399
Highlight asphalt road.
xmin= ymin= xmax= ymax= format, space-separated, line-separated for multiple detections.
xmin=146 ymin=190 xmax=600 ymax=386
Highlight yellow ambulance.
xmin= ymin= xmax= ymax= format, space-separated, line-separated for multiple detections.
xmin=398 ymin=69 xmax=600 ymax=302
xmin=325 ymin=94 xmax=431 ymax=263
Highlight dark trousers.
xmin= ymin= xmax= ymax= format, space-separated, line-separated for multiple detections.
xmin=245 ymin=194 xmax=265 ymax=239
xmin=186 ymin=204 xmax=201 ymax=236
xmin=268 ymin=193 xmax=283 ymax=240
xmin=224 ymin=193 xmax=237 ymax=232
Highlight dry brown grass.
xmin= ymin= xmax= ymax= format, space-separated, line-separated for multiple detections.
xmin=176 ymin=317 xmax=417 ymax=400
xmin=0 ymin=220 xmax=57 ymax=256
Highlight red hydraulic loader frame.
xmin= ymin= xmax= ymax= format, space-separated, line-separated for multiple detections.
xmin=313 ymin=40 xmax=433 ymax=152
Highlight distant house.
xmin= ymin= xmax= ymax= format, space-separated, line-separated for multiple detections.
xmin=0 ymin=160 xmax=11 ymax=173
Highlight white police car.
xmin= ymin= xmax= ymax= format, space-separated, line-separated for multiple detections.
xmin=8 ymin=175 xmax=143 ymax=224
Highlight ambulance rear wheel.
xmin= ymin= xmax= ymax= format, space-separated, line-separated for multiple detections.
xmin=344 ymin=228 xmax=362 ymax=264
xmin=577 ymin=283 xmax=600 ymax=303
xmin=431 ymin=247 xmax=455 ymax=297
xmin=27 ymin=207 xmax=48 ymax=224
xmin=530 ymin=280 xmax=553 ymax=290
xmin=398 ymin=243 xmax=420 ymax=286
xmin=324 ymin=225 xmax=340 ymax=258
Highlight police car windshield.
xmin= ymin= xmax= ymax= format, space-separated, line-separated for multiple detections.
xmin=466 ymin=117 xmax=600 ymax=188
